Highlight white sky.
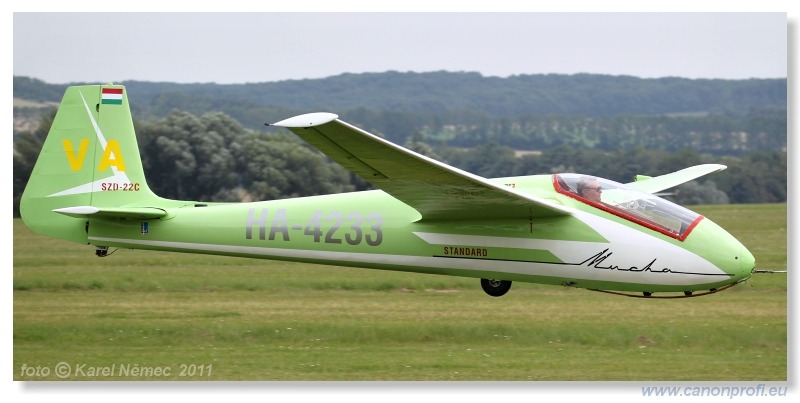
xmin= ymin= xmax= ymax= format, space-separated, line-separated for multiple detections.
xmin=8 ymin=5 xmax=790 ymax=84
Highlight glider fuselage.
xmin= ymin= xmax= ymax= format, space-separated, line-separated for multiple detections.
xmin=20 ymin=85 xmax=755 ymax=297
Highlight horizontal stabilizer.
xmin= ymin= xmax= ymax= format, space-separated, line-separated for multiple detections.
xmin=53 ymin=206 xmax=167 ymax=219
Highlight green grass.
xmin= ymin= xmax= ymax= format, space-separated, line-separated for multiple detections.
xmin=13 ymin=204 xmax=787 ymax=381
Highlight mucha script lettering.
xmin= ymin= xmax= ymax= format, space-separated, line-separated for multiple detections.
xmin=580 ymin=248 xmax=672 ymax=273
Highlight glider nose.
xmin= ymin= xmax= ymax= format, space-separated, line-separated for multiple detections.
xmin=740 ymin=244 xmax=756 ymax=279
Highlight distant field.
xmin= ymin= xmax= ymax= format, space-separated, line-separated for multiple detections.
xmin=13 ymin=98 xmax=58 ymax=133
xmin=13 ymin=98 xmax=58 ymax=108
xmin=13 ymin=204 xmax=787 ymax=381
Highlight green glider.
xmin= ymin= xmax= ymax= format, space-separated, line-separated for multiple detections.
xmin=20 ymin=85 xmax=755 ymax=298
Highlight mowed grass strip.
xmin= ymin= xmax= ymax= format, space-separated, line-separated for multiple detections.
xmin=13 ymin=204 xmax=787 ymax=381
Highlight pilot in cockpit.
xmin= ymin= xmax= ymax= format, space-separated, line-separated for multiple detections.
xmin=576 ymin=177 xmax=603 ymax=203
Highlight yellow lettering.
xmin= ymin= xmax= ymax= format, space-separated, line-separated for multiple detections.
xmin=63 ymin=139 xmax=90 ymax=171
xmin=98 ymin=140 xmax=126 ymax=172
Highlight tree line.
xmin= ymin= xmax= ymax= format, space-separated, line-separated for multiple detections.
xmin=15 ymin=72 xmax=785 ymax=117
xmin=342 ymin=107 xmax=786 ymax=155
xmin=12 ymin=109 xmax=786 ymax=217
xmin=14 ymin=73 xmax=787 ymax=156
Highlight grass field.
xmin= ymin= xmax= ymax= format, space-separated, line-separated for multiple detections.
xmin=12 ymin=204 xmax=788 ymax=381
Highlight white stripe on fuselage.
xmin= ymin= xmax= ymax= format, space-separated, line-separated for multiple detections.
xmin=90 ymin=210 xmax=726 ymax=287
xmin=414 ymin=208 xmax=727 ymax=284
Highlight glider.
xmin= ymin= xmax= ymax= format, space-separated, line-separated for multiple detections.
xmin=20 ymin=85 xmax=755 ymax=298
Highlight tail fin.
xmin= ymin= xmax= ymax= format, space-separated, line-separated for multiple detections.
xmin=20 ymin=84 xmax=162 ymax=244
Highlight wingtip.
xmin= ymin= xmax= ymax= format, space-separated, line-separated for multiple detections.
xmin=270 ymin=112 xmax=339 ymax=128
xmin=697 ymin=163 xmax=727 ymax=173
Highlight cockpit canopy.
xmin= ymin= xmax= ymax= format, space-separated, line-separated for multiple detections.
xmin=553 ymin=174 xmax=703 ymax=241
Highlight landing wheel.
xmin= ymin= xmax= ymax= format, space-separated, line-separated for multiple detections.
xmin=480 ymin=278 xmax=512 ymax=297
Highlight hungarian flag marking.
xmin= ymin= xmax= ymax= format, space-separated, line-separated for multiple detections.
xmin=101 ymin=88 xmax=124 ymax=105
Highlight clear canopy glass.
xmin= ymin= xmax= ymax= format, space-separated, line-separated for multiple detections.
xmin=553 ymin=174 xmax=702 ymax=241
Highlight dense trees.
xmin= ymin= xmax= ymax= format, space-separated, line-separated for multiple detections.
xmin=11 ymin=110 xmax=355 ymax=215
xmin=18 ymin=72 xmax=779 ymax=118
xmin=12 ymin=110 xmax=54 ymax=216
xmin=12 ymin=72 xmax=787 ymax=215
xmin=409 ymin=110 xmax=786 ymax=155
xmin=11 ymin=108 xmax=786 ymax=217
xmin=138 ymin=111 xmax=355 ymax=202
xmin=437 ymin=144 xmax=785 ymax=207
xmin=14 ymin=73 xmax=786 ymax=156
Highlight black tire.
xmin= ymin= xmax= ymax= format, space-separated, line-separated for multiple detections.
xmin=480 ymin=278 xmax=512 ymax=297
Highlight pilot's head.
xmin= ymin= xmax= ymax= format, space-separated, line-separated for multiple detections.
xmin=577 ymin=177 xmax=602 ymax=203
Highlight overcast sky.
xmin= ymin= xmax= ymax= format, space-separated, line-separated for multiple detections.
xmin=11 ymin=11 xmax=789 ymax=84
